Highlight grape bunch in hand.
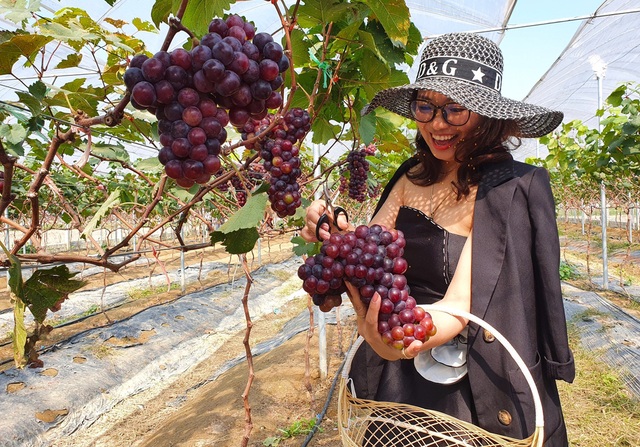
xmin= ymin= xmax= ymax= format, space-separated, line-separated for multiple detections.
xmin=123 ymin=14 xmax=289 ymax=188
xmin=297 ymin=224 xmax=436 ymax=350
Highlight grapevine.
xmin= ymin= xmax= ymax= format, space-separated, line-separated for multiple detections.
xmin=297 ymin=224 xmax=437 ymax=350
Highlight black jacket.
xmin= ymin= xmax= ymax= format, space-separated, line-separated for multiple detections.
xmin=468 ymin=156 xmax=574 ymax=445
xmin=366 ymin=155 xmax=575 ymax=445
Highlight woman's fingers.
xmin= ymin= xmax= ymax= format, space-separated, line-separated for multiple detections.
xmin=404 ymin=339 xmax=424 ymax=358
xmin=365 ymin=292 xmax=381 ymax=325
xmin=300 ymin=200 xmax=327 ymax=242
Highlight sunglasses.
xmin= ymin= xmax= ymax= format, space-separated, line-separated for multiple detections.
xmin=410 ymin=100 xmax=471 ymax=126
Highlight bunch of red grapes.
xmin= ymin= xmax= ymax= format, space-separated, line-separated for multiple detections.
xmin=339 ymin=148 xmax=370 ymax=202
xmin=297 ymin=224 xmax=436 ymax=350
xmin=241 ymin=108 xmax=310 ymax=217
xmin=123 ymin=14 xmax=289 ymax=188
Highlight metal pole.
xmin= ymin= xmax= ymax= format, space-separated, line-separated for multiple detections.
xmin=597 ymin=71 xmax=608 ymax=289
xmin=314 ymin=143 xmax=328 ymax=379
xmin=4 ymin=209 xmax=9 ymax=290
xmin=180 ymin=227 xmax=186 ymax=293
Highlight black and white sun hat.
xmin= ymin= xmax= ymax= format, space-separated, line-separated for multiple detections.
xmin=363 ymin=32 xmax=563 ymax=138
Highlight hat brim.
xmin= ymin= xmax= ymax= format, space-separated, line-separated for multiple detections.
xmin=363 ymin=78 xmax=563 ymax=138
xmin=414 ymin=348 xmax=468 ymax=384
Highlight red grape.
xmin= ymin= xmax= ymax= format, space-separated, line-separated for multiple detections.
xmin=209 ymin=18 xmax=228 ymax=35
xmin=123 ymin=67 xmax=144 ymax=90
xmin=262 ymin=41 xmax=283 ymax=62
xmin=141 ymin=57 xmax=165 ymax=82
xmin=212 ymin=41 xmax=235 ymax=66
xmin=182 ymin=106 xmax=203 ymax=127
xmin=259 ymin=59 xmax=280 ymax=81
xmin=164 ymin=159 xmax=183 ymax=179
xmin=177 ymin=87 xmax=199 ymax=107
xmin=131 ymin=81 xmax=156 ymax=108
xmin=252 ymin=32 xmax=273 ymax=51
xmin=170 ymin=48 xmax=192 ymax=70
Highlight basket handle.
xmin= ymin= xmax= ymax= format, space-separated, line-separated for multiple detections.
xmin=341 ymin=304 xmax=544 ymax=431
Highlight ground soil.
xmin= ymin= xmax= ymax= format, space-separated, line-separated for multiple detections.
xmin=2 ymin=224 xmax=639 ymax=446
xmin=1 ymin=234 xmax=349 ymax=446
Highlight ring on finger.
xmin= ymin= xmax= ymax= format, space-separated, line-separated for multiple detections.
xmin=401 ymin=348 xmax=408 ymax=359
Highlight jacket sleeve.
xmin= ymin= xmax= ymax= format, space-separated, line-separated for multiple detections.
xmin=529 ymin=167 xmax=575 ymax=383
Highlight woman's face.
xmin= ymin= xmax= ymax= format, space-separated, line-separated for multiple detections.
xmin=415 ymin=91 xmax=482 ymax=164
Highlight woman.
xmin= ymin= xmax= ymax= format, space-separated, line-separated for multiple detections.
xmin=301 ymin=33 xmax=575 ymax=446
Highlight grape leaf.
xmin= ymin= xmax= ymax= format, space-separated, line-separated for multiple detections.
xmin=214 ymin=192 xmax=268 ymax=233
xmin=28 ymin=80 xmax=47 ymax=100
xmin=135 ymin=156 xmax=162 ymax=173
xmin=291 ymin=236 xmax=320 ymax=257
xmin=0 ymin=33 xmax=52 ymax=75
xmin=606 ymin=84 xmax=626 ymax=107
xmin=209 ymin=192 xmax=268 ymax=254
xmin=16 ymin=91 xmax=43 ymax=117
xmin=358 ymin=50 xmax=394 ymax=97
xmin=55 ymin=53 xmax=82 ymax=69
xmin=91 ymin=142 xmax=131 ymax=161
xmin=150 ymin=0 xmax=172 ymax=28
xmin=12 ymin=293 xmax=27 ymax=368
xmin=0 ymin=0 xmax=34 ymax=24
xmin=311 ymin=117 xmax=341 ymax=144
xmin=0 ymin=123 xmax=27 ymax=145
xmin=359 ymin=112 xmax=377 ymax=145
xmin=289 ymin=28 xmax=311 ymax=67
xmin=211 ymin=227 xmax=259 ymax=255
xmin=366 ymin=20 xmax=422 ymax=66
xmin=0 ymin=241 xmax=24 ymax=298
xmin=296 ymin=0 xmax=345 ymax=28
xmin=131 ymin=17 xmax=158 ymax=33
xmin=1 ymin=241 xmax=27 ymax=367
xmin=361 ymin=0 xmax=410 ymax=48
xmin=38 ymin=19 xmax=99 ymax=44
xmin=24 ymin=265 xmax=87 ymax=323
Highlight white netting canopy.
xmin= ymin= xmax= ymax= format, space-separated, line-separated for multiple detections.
xmin=517 ymin=0 xmax=640 ymax=160
xmin=406 ymin=0 xmax=516 ymax=42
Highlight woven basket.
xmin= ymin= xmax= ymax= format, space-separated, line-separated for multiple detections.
xmin=338 ymin=304 xmax=543 ymax=447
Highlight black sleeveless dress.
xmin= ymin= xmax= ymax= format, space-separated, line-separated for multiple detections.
xmin=348 ymin=160 xmax=478 ymax=439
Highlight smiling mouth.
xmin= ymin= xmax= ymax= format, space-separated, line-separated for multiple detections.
xmin=431 ymin=135 xmax=457 ymax=150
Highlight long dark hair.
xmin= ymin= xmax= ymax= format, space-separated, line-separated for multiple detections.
xmin=407 ymin=117 xmax=520 ymax=199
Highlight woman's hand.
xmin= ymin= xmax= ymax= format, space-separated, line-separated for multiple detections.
xmin=300 ymin=199 xmax=351 ymax=242
xmin=300 ymin=199 xmax=327 ymax=242
xmin=345 ymin=282 xmax=424 ymax=361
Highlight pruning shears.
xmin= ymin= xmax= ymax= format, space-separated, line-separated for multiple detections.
xmin=315 ymin=181 xmax=349 ymax=241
